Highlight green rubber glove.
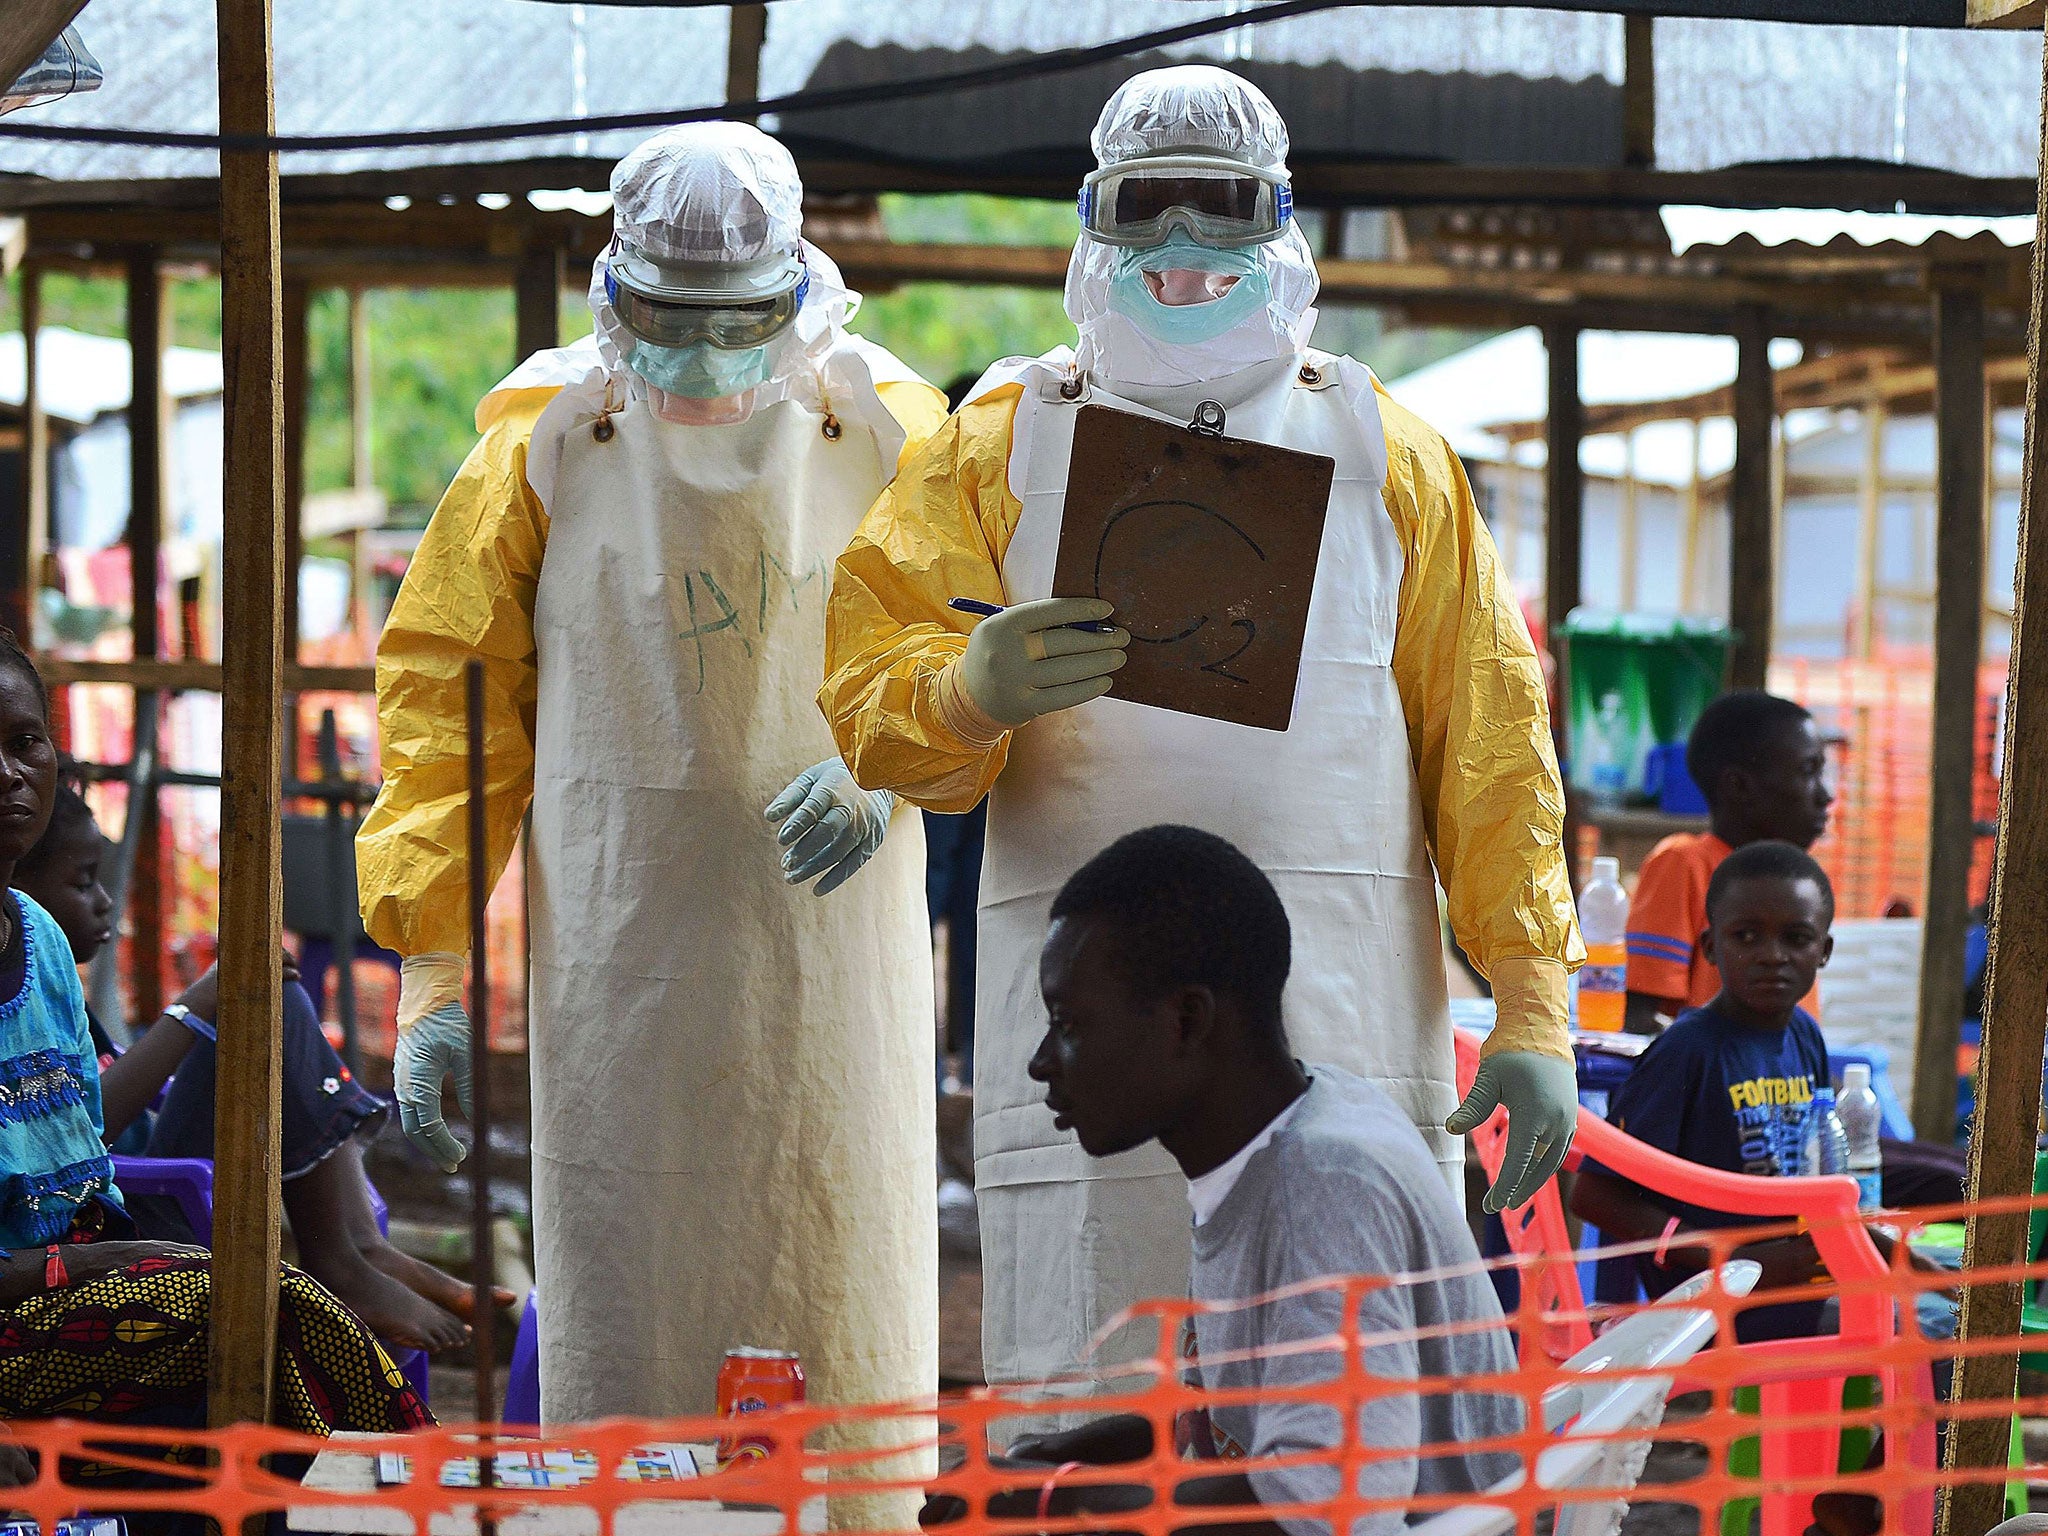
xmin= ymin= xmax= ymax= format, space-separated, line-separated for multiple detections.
xmin=958 ymin=598 xmax=1129 ymax=728
xmin=764 ymin=758 xmax=896 ymax=896
xmin=394 ymin=1002 xmax=474 ymax=1174
xmin=1445 ymin=1050 xmax=1578 ymax=1214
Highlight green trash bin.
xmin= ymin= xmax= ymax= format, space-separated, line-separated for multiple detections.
xmin=1560 ymin=610 xmax=1733 ymax=805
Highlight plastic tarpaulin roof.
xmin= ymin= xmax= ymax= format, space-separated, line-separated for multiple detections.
xmin=0 ymin=2 xmax=2036 ymax=199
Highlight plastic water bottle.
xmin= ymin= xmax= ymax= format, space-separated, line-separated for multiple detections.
xmin=1585 ymin=692 xmax=1630 ymax=807
xmin=1836 ymin=1064 xmax=1885 ymax=1211
xmin=1576 ymin=855 xmax=1628 ymax=1033
xmin=1804 ymin=1087 xmax=1852 ymax=1182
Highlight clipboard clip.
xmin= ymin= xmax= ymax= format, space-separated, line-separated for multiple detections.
xmin=1189 ymin=400 xmax=1227 ymax=438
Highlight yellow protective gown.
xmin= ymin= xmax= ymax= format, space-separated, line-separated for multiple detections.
xmin=821 ymin=378 xmax=1580 ymax=1055
xmin=358 ymin=367 xmax=948 ymax=1492
xmin=359 ymin=373 xmax=946 ymax=957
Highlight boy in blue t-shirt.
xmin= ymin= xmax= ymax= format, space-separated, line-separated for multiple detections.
xmin=1573 ymin=840 xmax=1852 ymax=1341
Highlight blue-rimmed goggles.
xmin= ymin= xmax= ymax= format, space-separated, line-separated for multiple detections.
xmin=1079 ymin=154 xmax=1292 ymax=250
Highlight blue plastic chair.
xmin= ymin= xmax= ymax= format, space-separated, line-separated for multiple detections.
xmin=109 ymin=1154 xmax=432 ymax=1405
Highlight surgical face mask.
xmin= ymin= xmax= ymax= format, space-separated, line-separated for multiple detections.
xmin=628 ymin=337 xmax=775 ymax=401
xmin=1107 ymin=231 xmax=1271 ymax=347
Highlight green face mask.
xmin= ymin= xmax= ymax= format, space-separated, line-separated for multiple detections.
xmin=628 ymin=337 xmax=775 ymax=400
xmin=1106 ymin=231 xmax=1271 ymax=346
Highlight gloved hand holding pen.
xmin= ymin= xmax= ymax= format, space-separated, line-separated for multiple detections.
xmin=394 ymin=951 xmax=473 ymax=1173
xmin=936 ymin=597 xmax=1130 ymax=741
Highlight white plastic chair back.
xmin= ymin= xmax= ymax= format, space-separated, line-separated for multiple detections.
xmin=1404 ymin=1263 xmax=1760 ymax=1536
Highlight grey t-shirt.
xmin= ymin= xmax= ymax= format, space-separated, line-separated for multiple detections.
xmin=1185 ymin=1065 xmax=1523 ymax=1536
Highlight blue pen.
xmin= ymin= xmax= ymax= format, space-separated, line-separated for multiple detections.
xmin=947 ymin=596 xmax=1118 ymax=635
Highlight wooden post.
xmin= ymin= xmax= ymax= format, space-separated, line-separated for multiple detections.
xmin=726 ymin=3 xmax=767 ymax=106
xmin=1545 ymin=323 xmax=1583 ymax=637
xmin=1915 ymin=286 xmax=1988 ymax=1146
xmin=347 ymin=288 xmax=372 ymax=491
xmin=125 ymin=250 xmax=166 ymax=1025
xmin=514 ymin=239 xmax=563 ymax=368
xmin=281 ymin=276 xmax=309 ymax=666
xmin=208 ymin=0 xmax=287 ymax=1430
xmin=280 ymin=276 xmax=310 ymax=787
xmin=1728 ymin=308 xmax=1775 ymax=690
xmin=1854 ymin=396 xmax=1887 ymax=660
xmin=1545 ymin=323 xmax=1584 ymax=876
xmin=4 ymin=262 xmax=43 ymax=640
xmin=1937 ymin=35 xmax=2048 ymax=1536
xmin=1622 ymin=15 xmax=1655 ymax=171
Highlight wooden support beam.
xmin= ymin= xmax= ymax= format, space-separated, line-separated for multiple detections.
xmin=1544 ymin=323 xmax=1584 ymax=638
xmin=281 ymin=276 xmax=309 ymax=673
xmin=1938 ymin=32 xmax=2048 ymax=1536
xmin=1727 ymin=309 xmax=1776 ymax=690
xmin=1622 ymin=16 xmax=1655 ymax=171
xmin=1916 ymin=286 xmax=1988 ymax=1146
xmin=726 ymin=3 xmax=767 ymax=107
xmin=125 ymin=250 xmax=166 ymax=1025
xmin=1546 ymin=322 xmax=1585 ymax=882
xmin=208 ymin=0 xmax=286 ymax=1432
xmin=1854 ymin=397 xmax=1887 ymax=660
xmin=514 ymin=238 xmax=563 ymax=367
xmin=33 ymin=656 xmax=374 ymax=693
xmin=1 ymin=263 xmax=41 ymax=640
xmin=347 ymin=289 xmax=372 ymax=492
xmin=0 ymin=0 xmax=87 ymax=109
xmin=1968 ymin=0 xmax=2044 ymax=26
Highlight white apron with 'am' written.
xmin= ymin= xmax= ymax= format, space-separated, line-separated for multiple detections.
xmin=527 ymin=390 xmax=935 ymax=1509
xmin=973 ymin=348 xmax=1457 ymax=1393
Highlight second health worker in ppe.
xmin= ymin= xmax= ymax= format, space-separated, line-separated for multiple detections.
xmin=821 ymin=66 xmax=1583 ymax=1398
xmin=356 ymin=124 xmax=941 ymax=1488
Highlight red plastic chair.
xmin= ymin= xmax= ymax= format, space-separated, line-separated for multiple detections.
xmin=1452 ymin=1028 xmax=1937 ymax=1536
xmin=1452 ymin=1030 xmax=1593 ymax=1365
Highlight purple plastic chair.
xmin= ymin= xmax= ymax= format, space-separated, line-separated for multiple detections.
xmin=109 ymin=1154 xmax=432 ymax=1406
xmin=503 ymin=1286 xmax=541 ymax=1427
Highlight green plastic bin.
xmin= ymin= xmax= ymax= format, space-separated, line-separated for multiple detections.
xmin=1559 ymin=610 xmax=1733 ymax=803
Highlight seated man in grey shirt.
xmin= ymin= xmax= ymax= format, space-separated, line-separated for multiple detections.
xmin=993 ymin=824 xmax=1524 ymax=1536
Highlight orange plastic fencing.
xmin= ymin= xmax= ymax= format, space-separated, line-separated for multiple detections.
xmin=1771 ymin=655 xmax=2006 ymax=920
xmin=6 ymin=1197 xmax=2048 ymax=1536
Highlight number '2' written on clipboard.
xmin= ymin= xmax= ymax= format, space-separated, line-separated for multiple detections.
xmin=1050 ymin=401 xmax=1335 ymax=732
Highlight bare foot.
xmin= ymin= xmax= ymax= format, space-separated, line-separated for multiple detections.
xmin=362 ymin=1236 xmax=516 ymax=1320
xmin=305 ymin=1248 xmax=471 ymax=1355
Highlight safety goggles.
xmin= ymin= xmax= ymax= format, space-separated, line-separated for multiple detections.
xmin=607 ymin=282 xmax=802 ymax=350
xmin=1078 ymin=154 xmax=1292 ymax=249
xmin=604 ymin=240 xmax=809 ymax=350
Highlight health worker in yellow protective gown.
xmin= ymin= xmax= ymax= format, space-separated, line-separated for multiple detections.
xmin=820 ymin=66 xmax=1584 ymax=1398
xmin=356 ymin=125 xmax=941 ymax=1477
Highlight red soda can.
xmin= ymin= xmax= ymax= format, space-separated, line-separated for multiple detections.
xmin=717 ymin=1347 xmax=805 ymax=1467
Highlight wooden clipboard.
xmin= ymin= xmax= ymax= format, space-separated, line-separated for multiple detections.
xmin=1051 ymin=398 xmax=1335 ymax=731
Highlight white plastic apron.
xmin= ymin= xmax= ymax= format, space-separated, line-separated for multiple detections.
xmin=528 ymin=393 xmax=935 ymax=1498
xmin=974 ymin=349 xmax=1457 ymax=1393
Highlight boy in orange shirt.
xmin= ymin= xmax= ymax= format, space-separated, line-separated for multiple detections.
xmin=1624 ymin=690 xmax=1830 ymax=1035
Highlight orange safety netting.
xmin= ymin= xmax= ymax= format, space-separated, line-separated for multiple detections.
xmin=5 ymin=1196 xmax=2048 ymax=1536
xmin=1771 ymin=656 xmax=2006 ymax=921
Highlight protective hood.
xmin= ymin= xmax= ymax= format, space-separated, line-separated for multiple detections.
xmin=584 ymin=121 xmax=864 ymax=421
xmin=1067 ymin=65 xmax=1319 ymax=390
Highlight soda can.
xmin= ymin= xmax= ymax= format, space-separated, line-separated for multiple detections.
xmin=717 ymin=1347 xmax=805 ymax=1468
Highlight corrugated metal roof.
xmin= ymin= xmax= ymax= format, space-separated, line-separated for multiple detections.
xmin=0 ymin=3 xmax=2036 ymax=197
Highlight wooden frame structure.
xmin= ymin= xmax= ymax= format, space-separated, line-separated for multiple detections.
xmin=8 ymin=12 xmax=2045 ymax=1521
